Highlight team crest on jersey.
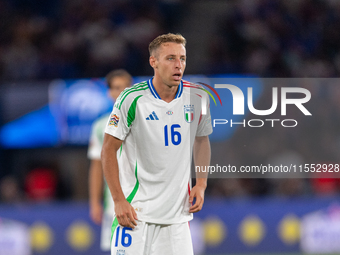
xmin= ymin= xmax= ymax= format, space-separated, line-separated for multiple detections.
xmin=116 ymin=250 xmax=125 ymax=255
xmin=109 ymin=114 xmax=119 ymax=127
xmin=184 ymin=105 xmax=194 ymax=123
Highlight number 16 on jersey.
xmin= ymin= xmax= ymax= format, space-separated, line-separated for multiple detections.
xmin=164 ymin=124 xmax=181 ymax=146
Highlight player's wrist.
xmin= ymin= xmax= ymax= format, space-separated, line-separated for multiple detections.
xmin=195 ymin=178 xmax=207 ymax=189
xmin=113 ymin=193 xmax=127 ymax=203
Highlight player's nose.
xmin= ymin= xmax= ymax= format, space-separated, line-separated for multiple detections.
xmin=175 ymin=58 xmax=182 ymax=69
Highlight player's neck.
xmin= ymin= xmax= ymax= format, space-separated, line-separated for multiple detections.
xmin=152 ymin=77 xmax=179 ymax=103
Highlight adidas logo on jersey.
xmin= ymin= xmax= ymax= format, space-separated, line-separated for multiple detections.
xmin=146 ymin=111 xmax=159 ymax=120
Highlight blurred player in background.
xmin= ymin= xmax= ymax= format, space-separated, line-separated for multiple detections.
xmin=102 ymin=33 xmax=212 ymax=255
xmin=88 ymin=69 xmax=132 ymax=252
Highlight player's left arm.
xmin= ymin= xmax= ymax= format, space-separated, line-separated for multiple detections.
xmin=189 ymin=135 xmax=211 ymax=213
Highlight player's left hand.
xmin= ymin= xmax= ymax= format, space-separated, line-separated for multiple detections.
xmin=189 ymin=184 xmax=206 ymax=213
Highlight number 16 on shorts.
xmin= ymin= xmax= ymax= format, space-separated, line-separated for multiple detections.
xmin=114 ymin=226 xmax=132 ymax=247
xmin=112 ymin=226 xmax=133 ymax=255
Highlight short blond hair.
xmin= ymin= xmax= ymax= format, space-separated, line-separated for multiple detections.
xmin=149 ymin=33 xmax=186 ymax=56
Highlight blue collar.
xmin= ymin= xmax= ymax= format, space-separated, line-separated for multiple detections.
xmin=147 ymin=78 xmax=183 ymax=100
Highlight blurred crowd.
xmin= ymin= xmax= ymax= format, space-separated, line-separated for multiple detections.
xmin=2 ymin=0 xmax=340 ymax=82
xmin=207 ymin=0 xmax=340 ymax=77
xmin=2 ymin=0 xmax=340 ymax=203
xmin=0 ymin=164 xmax=71 ymax=203
xmin=0 ymin=0 xmax=186 ymax=81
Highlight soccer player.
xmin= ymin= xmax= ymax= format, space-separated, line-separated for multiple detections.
xmin=88 ymin=69 xmax=132 ymax=252
xmin=102 ymin=33 xmax=212 ymax=255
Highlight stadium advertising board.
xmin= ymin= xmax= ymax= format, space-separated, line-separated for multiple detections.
xmin=1 ymin=198 xmax=340 ymax=254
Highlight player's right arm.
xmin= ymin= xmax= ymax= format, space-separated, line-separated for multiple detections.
xmin=101 ymin=134 xmax=138 ymax=229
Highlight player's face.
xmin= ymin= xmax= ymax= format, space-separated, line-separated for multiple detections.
xmin=152 ymin=42 xmax=186 ymax=87
xmin=109 ymin=76 xmax=131 ymax=100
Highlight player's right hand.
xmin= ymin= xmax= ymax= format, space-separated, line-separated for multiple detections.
xmin=115 ymin=199 xmax=138 ymax=229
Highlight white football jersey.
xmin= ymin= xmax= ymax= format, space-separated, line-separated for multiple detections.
xmin=105 ymin=78 xmax=212 ymax=224
xmin=88 ymin=113 xmax=115 ymax=215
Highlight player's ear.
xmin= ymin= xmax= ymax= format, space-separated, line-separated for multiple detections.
xmin=149 ymin=56 xmax=157 ymax=68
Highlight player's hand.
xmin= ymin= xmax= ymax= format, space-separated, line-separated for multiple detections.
xmin=90 ymin=202 xmax=103 ymax=225
xmin=115 ymin=199 xmax=138 ymax=229
xmin=189 ymin=184 xmax=206 ymax=213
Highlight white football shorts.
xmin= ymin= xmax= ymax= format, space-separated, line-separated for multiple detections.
xmin=101 ymin=212 xmax=114 ymax=251
xmin=111 ymin=220 xmax=193 ymax=255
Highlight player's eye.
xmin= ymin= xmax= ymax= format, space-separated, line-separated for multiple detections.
xmin=168 ymin=57 xmax=174 ymax=60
